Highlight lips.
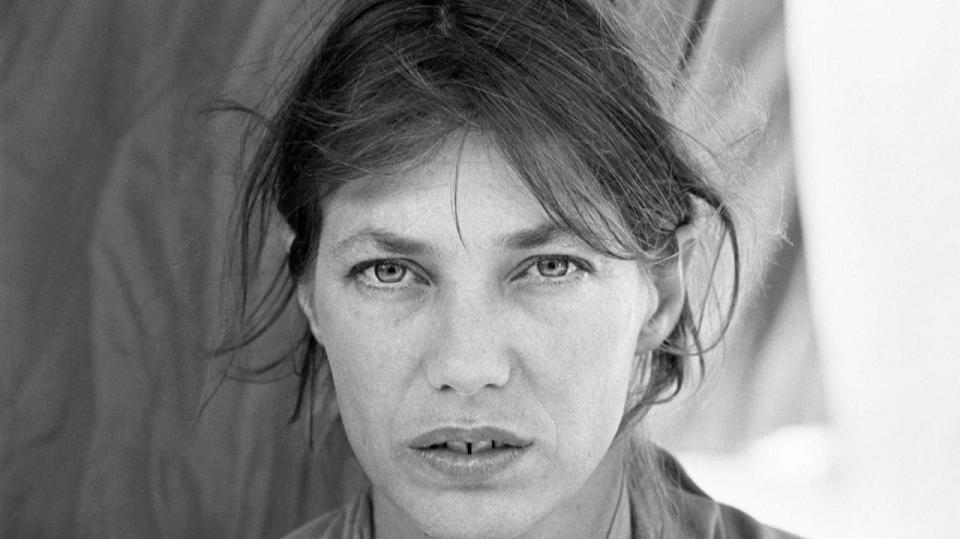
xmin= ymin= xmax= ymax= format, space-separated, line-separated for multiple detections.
xmin=404 ymin=426 xmax=532 ymax=482
xmin=428 ymin=440 xmax=512 ymax=454
xmin=408 ymin=426 xmax=531 ymax=451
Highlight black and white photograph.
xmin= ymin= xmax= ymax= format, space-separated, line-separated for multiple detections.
xmin=2 ymin=0 xmax=958 ymax=537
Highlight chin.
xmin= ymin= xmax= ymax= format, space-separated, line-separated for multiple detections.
xmin=415 ymin=516 xmax=525 ymax=539
xmin=408 ymin=492 xmax=541 ymax=539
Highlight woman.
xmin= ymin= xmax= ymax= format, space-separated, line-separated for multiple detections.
xmin=228 ymin=0 xmax=798 ymax=536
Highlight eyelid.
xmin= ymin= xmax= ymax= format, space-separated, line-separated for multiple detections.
xmin=348 ymin=258 xmax=430 ymax=288
xmin=515 ymin=254 xmax=594 ymax=281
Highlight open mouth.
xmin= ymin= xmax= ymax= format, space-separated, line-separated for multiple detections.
xmin=422 ymin=440 xmax=520 ymax=455
xmin=408 ymin=426 xmax=532 ymax=455
xmin=406 ymin=427 xmax=530 ymax=480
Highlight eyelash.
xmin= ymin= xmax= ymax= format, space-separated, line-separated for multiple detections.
xmin=348 ymin=258 xmax=426 ymax=292
xmin=515 ymin=255 xmax=592 ymax=284
xmin=347 ymin=255 xmax=593 ymax=292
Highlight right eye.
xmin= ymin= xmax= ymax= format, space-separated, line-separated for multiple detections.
xmin=348 ymin=259 xmax=427 ymax=292
xmin=370 ymin=261 xmax=407 ymax=283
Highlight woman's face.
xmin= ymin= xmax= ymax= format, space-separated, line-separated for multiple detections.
xmin=299 ymin=137 xmax=666 ymax=537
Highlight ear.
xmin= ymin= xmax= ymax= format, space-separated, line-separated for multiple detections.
xmin=296 ymin=282 xmax=323 ymax=342
xmin=281 ymin=222 xmax=324 ymax=342
xmin=636 ymin=225 xmax=697 ymax=350
xmin=279 ymin=221 xmax=296 ymax=253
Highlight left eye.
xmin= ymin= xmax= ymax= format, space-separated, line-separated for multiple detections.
xmin=520 ymin=255 xmax=587 ymax=281
xmin=535 ymin=257 xmax=571 ymax=277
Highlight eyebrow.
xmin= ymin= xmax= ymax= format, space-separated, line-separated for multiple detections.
xmin=496 ymin=222 xmax=578 ymax=250
xmin=331 ymin=228 xmax=440 ymax=258
xmin=330 ymin=223 xmax=580 ymax=258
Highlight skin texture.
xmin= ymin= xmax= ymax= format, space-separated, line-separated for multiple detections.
xmin=297 ymin=136 xmax=681 ymax=538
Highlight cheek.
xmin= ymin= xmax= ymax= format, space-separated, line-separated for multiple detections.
xmin=316 ymin=300 xmax=418 ymax=450
xmin=520 ymin=289 xmax=648 ymax=457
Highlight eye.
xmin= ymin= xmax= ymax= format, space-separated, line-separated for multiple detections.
xmin=536 ymin=257 xmax=570 ymax=278
xmin=517 ymin=255 xmax=591 ymax=283
xmin=348 ymin=258 xmax=427 ymax=292
xmin=372 ymin=261 xmax=406 ymax=283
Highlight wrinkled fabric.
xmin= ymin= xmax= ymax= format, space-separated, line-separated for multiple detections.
xmin=0 ymin=0 xmax=821 ymax=537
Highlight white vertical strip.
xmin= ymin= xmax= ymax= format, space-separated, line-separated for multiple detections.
xmin=785 ymin=1 xmax=960 ymax=537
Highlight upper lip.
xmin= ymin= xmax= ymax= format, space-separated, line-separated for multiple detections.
xmin=407 ymin=426 xmax=532 ymax=449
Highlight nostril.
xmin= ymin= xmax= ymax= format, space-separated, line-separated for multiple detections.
xmin=434 ymin=377 xmax=509 ymax=396
xmin=424 ymin=320 xmax=512 ymax=394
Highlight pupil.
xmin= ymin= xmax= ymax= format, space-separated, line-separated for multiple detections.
xmin=537 ymin=258 xmax=568 ymax=277
xmin=375 ymin=263 xmax=405 ymax=283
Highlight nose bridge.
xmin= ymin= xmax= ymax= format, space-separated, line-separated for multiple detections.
xmin=425 ymin=282 xmax=511 ymax=394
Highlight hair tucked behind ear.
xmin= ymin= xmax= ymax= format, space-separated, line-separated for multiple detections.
xmin=216 ymin=0 xmax=740 ymax=531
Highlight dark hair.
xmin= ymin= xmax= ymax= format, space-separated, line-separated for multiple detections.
xmin=220 ymin=0 xmax=738 ymax=529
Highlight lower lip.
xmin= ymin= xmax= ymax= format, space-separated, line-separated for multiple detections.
xmin=408 ymin=446 xmax=527 ymax=483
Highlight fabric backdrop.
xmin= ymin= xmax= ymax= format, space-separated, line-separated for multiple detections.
xmin=0 ymin=0 xmax=822 ymax=537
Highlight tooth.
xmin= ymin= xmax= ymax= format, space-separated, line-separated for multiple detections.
xmin=473 ymin=440 xmax=493 ymax=453
xmin=447 ymin=441 xmax=468 ymax=454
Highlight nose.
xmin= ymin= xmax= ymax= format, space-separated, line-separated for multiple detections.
xmin=424 ymin=287 xmax=512 ymax=396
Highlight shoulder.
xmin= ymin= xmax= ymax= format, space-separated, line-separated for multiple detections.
xmin=281 ymin=489 xmax=373 ymax=539
xmin=671 ymin=490 xmax=801 ymax=539
xmin=634 ymin=448 xmax=804 ymax=539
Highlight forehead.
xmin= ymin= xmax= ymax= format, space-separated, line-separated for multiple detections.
xmin=319 ymin=136 xmax=555 ymax=249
